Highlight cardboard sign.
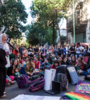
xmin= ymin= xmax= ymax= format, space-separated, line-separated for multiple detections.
xmin=76 ymin=80 xmax=90 ymax=94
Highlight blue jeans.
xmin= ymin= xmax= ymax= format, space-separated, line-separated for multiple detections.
xmin=75 ymin=54 xmax=82 ymax=58
xmin=82 ymin=71 xmax=90 ymax=79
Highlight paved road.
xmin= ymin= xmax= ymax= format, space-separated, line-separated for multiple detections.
xmin=1 ymin=76 xmax=90 ymax=100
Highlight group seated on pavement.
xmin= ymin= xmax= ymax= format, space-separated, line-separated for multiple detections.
xmin=6 ymin=42 xmax=90 ymax=86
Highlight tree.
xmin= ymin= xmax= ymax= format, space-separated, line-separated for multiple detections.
xmin=26 ymin=23 xmax=57 ymax=46
xmin=0 ymin=0 xmax=28 ymax=39
xmin=26 ymin=24 xmax=40 ymax=45
xmin=44 ymin=28 xmax=57 ymax=45
xmin=61 ymin=35 xmax=67 ymax=44
xmin=30 ymin=0 xmax=72 ymax=46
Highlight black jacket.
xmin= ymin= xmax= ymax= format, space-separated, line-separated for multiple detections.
xmin=0 ymin=49 xmax=7 ymax=69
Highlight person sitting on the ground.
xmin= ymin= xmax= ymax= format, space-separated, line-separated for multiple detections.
xmin=22 ymin=47 xmax=28 ymax=58
xmin=51 ymin=60 xmax=59 ymax=69
xmin=53 ymin=45 xmax=58 ymax=58
xmin=25 ymin=57 xmax=29 ymax=64
xmin=75 ymin=42 xmax=82 ymax=58
xmin=83 ymin=45 xmax=88 ymax=56
xmin=58 ymin=57 xmax=64 ymax=66
xmin=69 ymin=43 xmax=76 ymax=56
xmin=10 ymin=59 xmax=14 ymax=66
xmin=12 ymin=43 xmax=19 ymax=58
xmin=66 ymin=44 xmax=70 ymax=56
xmin=48 ymin=54 xmax=55 ymax=64
xmin=63 ymin=45 xmax=66 ymax=57
xmin=75 ymin=57 xmax=84 ymax=74
xmin=25 ymin=62 xmax=33 ymax=76
xmin=7 ymin=59 xmax=18 ymax=76
xmin=34 ymin=45 xmax=39 ymax=55
xmin=14 ymin=68 xmax=22 ymax=78
xmin=63 ymin=57 xmax=69 ymax=65
xmin=78 ymin=69 xmax=90 ymax=80
xmin=34 ymin=56 xmax=42 ymax=71
xmin=69 ymin=55 xmax=76 ymax=66
xmin=28 ymin=44 xmax=34 ymax=57
xmin=6 ymin=75 xmax=15 ymax=85
xmin=38 ymin=52 xmax=44 ymax=64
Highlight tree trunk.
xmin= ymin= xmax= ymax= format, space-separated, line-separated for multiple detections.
xmin=52 ymin=20 xmax=55 ymax=46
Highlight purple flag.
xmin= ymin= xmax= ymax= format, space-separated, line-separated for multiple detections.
xmin=76 ymin=80 xmax=90 ymax=94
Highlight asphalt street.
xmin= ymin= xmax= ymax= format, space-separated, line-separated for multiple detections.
xmin=0 ymin=76 xmax=90 ymax=100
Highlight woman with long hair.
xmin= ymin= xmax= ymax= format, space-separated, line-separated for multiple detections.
xmin=38 ymin=52 xmax=44 ymax=64
xmin=58 ymin=57 xmax=64 ymax=66
xmin=28 ymin=44 xmax=34 ymax=57
xmin=7 ymin=59 xmax=18 ymax=76
xmin=70 ymin=55 xmax=76 ymax=66
xmin=51 ymin=60 xmax=59 ymax=69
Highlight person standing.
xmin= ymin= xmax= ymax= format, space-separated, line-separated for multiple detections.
xmin=0 ymin=34 xmax=10 ymax=68
xmin=0 ymin=34 xmax=7 ymax=98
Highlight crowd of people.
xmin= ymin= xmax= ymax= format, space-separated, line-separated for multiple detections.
xmin=7 ymin=42 xmax=90 ymax=80
xmin=0 ymin=33 xmax=90 ymax=98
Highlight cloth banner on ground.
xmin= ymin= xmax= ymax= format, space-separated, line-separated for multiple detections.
xmin=76 ymin=80 xmax=90 ymax=94
xmin=11 ymin=94 xmax=60 ymax=100
xmin=62 ymin=92 xmax=90 ymax=100
xmin=44 ymin=69 xmax=56 ymax=91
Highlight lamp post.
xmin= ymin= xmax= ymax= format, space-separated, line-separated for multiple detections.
xmin=73 ymin=0 xmax=75 ymax=43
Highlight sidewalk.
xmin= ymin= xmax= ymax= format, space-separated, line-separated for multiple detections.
xmin=2 ymin=76 xmax=90 ymax=100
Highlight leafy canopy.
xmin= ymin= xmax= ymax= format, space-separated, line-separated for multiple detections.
xmin=26 ymin=23 xmax=57 ymax=45
xmin=0 ymin=0 xmax=28 ymax=39
xmin=29 ymin=0 xmax=72 ymax=45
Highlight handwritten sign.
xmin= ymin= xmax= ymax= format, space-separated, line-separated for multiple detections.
xmin=76 ymin=80 xmax=90 ymax=94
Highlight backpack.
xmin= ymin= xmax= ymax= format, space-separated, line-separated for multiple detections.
xmin=54 ymin=73 xmax=68 ymax=91
xmin=30 ymin=77 xmax=44 ymax=92
xmin=17 ymin=75 xmax=30 ymax=88
xmin=24 ymin=77 xmax=45 ymax=93
xmin=56 ymin=65 xmax=67 ymax=74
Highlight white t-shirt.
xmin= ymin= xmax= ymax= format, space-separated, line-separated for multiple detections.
xmin=79 ymin=46 xmax=84 ymax=50
xmin=76 ymin=47 xmax=81 ymax=54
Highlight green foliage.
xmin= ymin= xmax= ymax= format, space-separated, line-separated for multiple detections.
xmin=44 ymin=28 xmax=57 ymax=45
xmin=61 ymin=35 xmax=67 ymax=43
xmin=29 ymin=0 xmax=72 ymax=46
xmin=0 ymin=0 xmax=28 ymax=39
xmin=26 ymin=23 xmax=57 ymax=46
xmin=26 ymin=24 xmax=40 ymax=45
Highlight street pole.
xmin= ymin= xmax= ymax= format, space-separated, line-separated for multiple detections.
xmin=73 ymin=0 xmax=75 ymax=43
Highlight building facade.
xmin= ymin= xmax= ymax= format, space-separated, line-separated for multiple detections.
xmin=67 ymin=0 xmax=90 ymax=45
